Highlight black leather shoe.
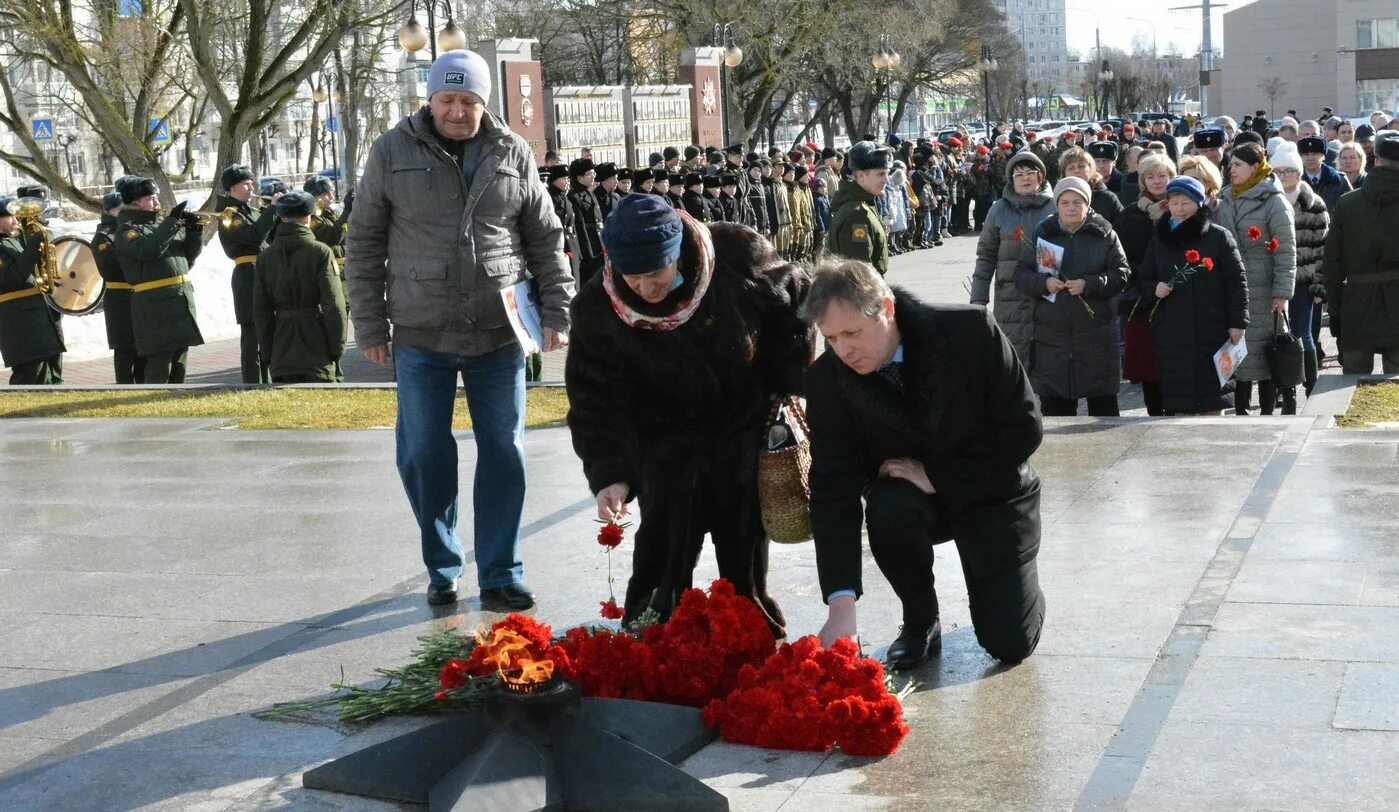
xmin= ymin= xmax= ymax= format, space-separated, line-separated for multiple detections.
xmin=481 ymin=582 xmax=537 ymax=611
xmin=885 ymin=621 xmax=942 ymax=671
xmin=426 ymin=581 xmax=458 ymax=606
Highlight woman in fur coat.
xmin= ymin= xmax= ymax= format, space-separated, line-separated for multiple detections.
xmin=1270 ymin=145 xmax=1329 ymax=406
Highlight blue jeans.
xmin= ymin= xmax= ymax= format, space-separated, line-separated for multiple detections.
xmin=394 ymin=343 xmax=527 ymax=590
xmin=1288 ymin=290 xmax=1315 ymax=351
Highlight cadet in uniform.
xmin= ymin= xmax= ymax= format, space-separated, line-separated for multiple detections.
xmin=702 ymin=174 xmax=726 ymax=222
xmin=114 ymin=177 xmax=205 ymax=383
xmin=567 ymin=158 xmax=605 ymax=285
xmin=827 ymin=140 xmax=891 ymax=276
xmin=92 ymin=185 xmax=143 ymax=383
xmin=616 ymin=168 xmax=633 ymax=196
xmin=594 ymin=162 xmax=621 ymax=220
xmin=1088 ymin=141 xmax=1124 ymax=194
xmin=215 ymin=165 xmax=278 ymax=383
xmin=305 ymin=176 xmax=351 ymax=270
xmin=252 ymin=191 xmax=347 ymax=384
xmin=0 ymin=195 xmax=64 ymax=384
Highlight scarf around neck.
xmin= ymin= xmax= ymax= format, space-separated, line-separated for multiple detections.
xmin=1137 ymin=190 xmax=1167 ymax=222
xmin=1230 ymin=159 xmax=1273 ymax=198
xmin=602 ymin=210 xmax=715 ymax=331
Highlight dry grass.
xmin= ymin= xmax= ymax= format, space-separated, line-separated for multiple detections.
xmin=1336 ymin=382 xmax=1399 ymax=428
xmin=0 ymin=387 xmax=571 ymax=430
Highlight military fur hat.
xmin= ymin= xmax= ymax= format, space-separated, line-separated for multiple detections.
xmin=651 ymin=168 xmax=669 ymax=182
xmin=569 ymin=158 xmax=596 ymax=178
xmin=702 ymin=175 xmax=722 ymax=188
xmin=1296 ymin=135 xmax=1327 ymax=155
xmin=684 ymin=172 xmax=703 ymax=188
xmin=220 ymin=164 xmax=255 ymax=192
xmin=303 ymin=176 xmax=335 ymax=197
xmin=724 ymin=143 xmax=745 ymax=155
xmin=101 ymin=191 xmax=124 ymax=211
xmin=1087 ymin=141 xmax=1118 ymax=161
xmin=276 ymin=190 xmax=316 ymax=219
xmin=547 ymin=164 xmax=570 ymax=182
xmin=667 ymin=172 xmax=684 ymax=186
xmin=15 ymin=184 xmax=47 ymax=199
xmin=1192 ymin=128 xmax=1226 ymax=149
xmin=595 ymin=162 xmax=618 ymax=181
xmin=119 ymin=176 xmax=159 ymax=203
xmin=617 ymin=167 xmax=633 ymax=182
xmin=847 ymin=141 xmax=893 ymax=171
xmin=720 ymin=173 xmax=739 ymax=185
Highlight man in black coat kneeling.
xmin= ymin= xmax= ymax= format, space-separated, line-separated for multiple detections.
xmin=804 ymin=260 xmax=1046 ymax=668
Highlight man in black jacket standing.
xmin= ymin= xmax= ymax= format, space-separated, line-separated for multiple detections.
xmin=568 ymin=159 xmax=605 ymax=284
xmin=803 ymin=260 xmax=1046 ymax=669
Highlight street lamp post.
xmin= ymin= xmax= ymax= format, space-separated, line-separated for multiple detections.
xmin=870 ymin=34 xmax=901 ymax=139
xmin=313 ymin=80 xmax=340 ymax=189
xmin=397 ymin=0 xmax=466 ymax=62
xmin=978 ymin=45 xmax=999 ymax=130
xmin=1098 ymin=60 xmax=1115 ymax=120
xmin=712 ymin=23 xmax=744 ymax=147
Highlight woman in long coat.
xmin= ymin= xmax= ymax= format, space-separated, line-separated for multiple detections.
xmin=1114 ymin=153 xmax=1178 ymax=415
xmin=1215 ymin=142 xmax=1297 ymax=414
xmin=1013 ymin=177 xmax=1131 ymax=416
xmin=565 ymin=194 xmax=813 ymax=635
xmin=1138 ymin=177 xmax=1250 ymax=414
xmin=970 ymin=151 xmax=1055 ymax=365
xmin=1269 ymin=144 xmax=1329 ymax=406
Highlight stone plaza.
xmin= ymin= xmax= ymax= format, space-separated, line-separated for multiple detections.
xmin=2 ymin=237 xmax=1398 ymax=810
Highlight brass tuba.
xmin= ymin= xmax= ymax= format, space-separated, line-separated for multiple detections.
xmin=13 ymin=197 xmax=103 ymax=316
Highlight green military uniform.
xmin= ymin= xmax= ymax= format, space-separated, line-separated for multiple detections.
xmin=114 ymin=208 xmax=205 ymax=383
xmin=826 ymin=181 xmax=889 ymax=277
xmin=216 ymin=193 xmax=278 ymax=383
xmin=253 ymin=221 xmax=347 ymax=383
xmin=93 ymin=213 xmax=143 ymax=383
xmin=0 ymin=227 xmax=64 ymax=384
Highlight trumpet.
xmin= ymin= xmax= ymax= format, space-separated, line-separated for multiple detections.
xmin=182 ymin=207 xmax=241 ymax=228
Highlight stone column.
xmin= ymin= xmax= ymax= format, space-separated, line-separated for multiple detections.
xmin=477 ymin=38 xmax=547 ymax=162
xmin=678 ymin=47 xmax=724 ymax=148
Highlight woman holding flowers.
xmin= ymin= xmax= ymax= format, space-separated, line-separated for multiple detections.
xmin=1138 ymin=177 xmax=1250 ymax=414
xmin=1013 ymin=176 xmax=1131 ymax=416
xmin=565 ymin=194 xmax=812 ymax=635
xmin=1215 ymin=142 xmax=1298 ymax=414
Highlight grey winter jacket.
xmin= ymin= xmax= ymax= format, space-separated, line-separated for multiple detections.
xmin=346 ymin=108 xmax=574 ymax=357
xmin=1288 ymin=181 xmax=1329 ymax=297
xmin=1013 ymin=212 xmax=1131 ymax=400
xmin=1216 ymin=175 xmax=1298 ymax=381
xmin=970 ymin=180 xmax=1055 ymax=363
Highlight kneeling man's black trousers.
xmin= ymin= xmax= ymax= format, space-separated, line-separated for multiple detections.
xmin=865 ymin=478 xmax=1046 ymax=662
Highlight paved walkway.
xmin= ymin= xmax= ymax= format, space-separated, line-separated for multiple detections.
xmin=2 ymin=240 xmax=1390 ymax=812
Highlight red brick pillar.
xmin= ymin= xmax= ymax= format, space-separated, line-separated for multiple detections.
xmin=678 ymin=47 xmax=724 ymax=149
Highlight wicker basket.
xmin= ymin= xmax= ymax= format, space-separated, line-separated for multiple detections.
xmin=759 ymin=396 xmax=814 ymax=544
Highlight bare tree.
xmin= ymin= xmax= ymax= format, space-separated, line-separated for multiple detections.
xmin=1258 ymin=76 xmax=1287 ymax=117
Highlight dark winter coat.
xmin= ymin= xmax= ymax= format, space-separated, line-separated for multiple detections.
xmin=1105 ymin=169 xmax=1125 ymax=195
xmin=93 ymin=214 xmax=135 ymax=351
xmin=1137 ymin=206 xmax=1249 ymax=413
xmin=1216 ymin=175 xmax=1297 ymax=380
xmin=1287 ymin=182 xmax=1329 ymax=298
xmin=595 ymin=186 xmax=621 ymax=221
xmin=970 ymin=180 xmax=1055 ymax=363
xmin=682 ymin=189 xmax=710 ymax=222
xmin=565 ymin=221 xmax=812 ymax=625
xmin=745 ymin=175 xmax=769 ymax=234
xmin=252 ymin=222 xmax=348 ymax=382
xmin=1013 ymin=212 xmax=1131 ymax=400
xmin=1303 ymin=162 xmax=1351 ymax=214
xmin=1090 ymin=183 xmax=1124 ymax=224
xmin=309 ymin=206 xmax=350 ymax=262
xmin=705 ymin=193 xmax=726 ymax=223
xmin=814 ymin=192 xmax=832 ymax=232
xmin=1114 ymin=194 xmax=1169 ymax=306
xmin=806 ymin=289 xmax=1043 ymax=600
xmin=569 ymin=183 xmax=605 ymax=261
xmin=114 ymin=207 xmax=205 ymax=357
xmin=1325 ymin=166 xmax=1399 ymax=353
xmin=0 ymin=229 xmax=64 ymax=367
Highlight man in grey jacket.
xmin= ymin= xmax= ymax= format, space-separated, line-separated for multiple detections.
xmin=347 ymin=49 xmax=574 ymax=609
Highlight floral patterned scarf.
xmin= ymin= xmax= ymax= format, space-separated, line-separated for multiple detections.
xmin=602 ymin=210 xmax=715 ymax=331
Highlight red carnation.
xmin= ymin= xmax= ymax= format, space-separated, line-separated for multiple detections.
xmin=1203 ymin=257 xmax=1215 ymax=271
xmin=1013 ymin=225 xmax=1025 ymax=243
xmin=1248 ymin=226 xmax=1262 ymax=241
xmin=1185 ymin=249 xmax=1201 ymax=264
xmin=433 ymin=690 xmax=449 ymax=702
xmin=1267 ymin=237 xmax=1279 ymax=254
xmin=599 ymin=599 xmax=625 ymax=619
xmin=438 ymin=658 xmax=470 ymax=690
xmin=597 ymin=522 xmax=625 ymax=548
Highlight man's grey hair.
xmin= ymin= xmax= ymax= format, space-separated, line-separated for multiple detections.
xmin=799 ymin=259 xmax=893 ymax=324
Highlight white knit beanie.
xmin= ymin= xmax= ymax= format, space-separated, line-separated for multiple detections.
xmin=1271 ymin=144 xmax=1304 ymax=173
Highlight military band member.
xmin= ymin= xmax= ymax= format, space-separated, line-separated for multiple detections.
xmin=304 ymin=176 xmax=351 ymax=271
xmin=827 ymin=141 xmax=891 ymax=277
xmin=114 ymin=177 xmax=205 ymax=383
xmin=251 ymin=191 xmax=347 ymax=384
xmin=92 ymin=187 xmax=143 ymax=383
xmin=0 ymin=195 xmax=64 ymax=384
xmin=215 ymin=164 xmax=279 ymax=383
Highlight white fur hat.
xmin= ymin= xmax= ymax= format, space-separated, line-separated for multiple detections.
xmin=1271 ymin=144 xmax=1303 ymax=173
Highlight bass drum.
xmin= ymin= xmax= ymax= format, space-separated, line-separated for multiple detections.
xmin=46 ymin=235 xmax=105 ymax=316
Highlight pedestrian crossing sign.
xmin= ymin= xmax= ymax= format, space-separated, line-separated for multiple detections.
xmin=31 ymin=118 xmax=54 ymax=142
xmin=149 ymin=118 xmax=171 ymax=145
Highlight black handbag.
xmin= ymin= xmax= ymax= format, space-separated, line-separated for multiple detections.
xmin=1267 ymin=312 xmax=1305 ymax=388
